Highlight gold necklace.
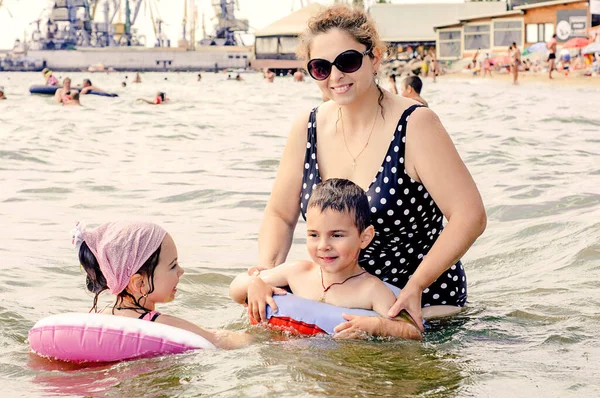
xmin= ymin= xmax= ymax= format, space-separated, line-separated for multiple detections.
xmin=319 ymin=268 xmax=367 ymax=303
xmin=337 ymin=105 xmax=378 ymax=170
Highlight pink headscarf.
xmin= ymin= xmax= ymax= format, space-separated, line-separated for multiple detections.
xmin=72 ymin=221 xmax=167 ymax=294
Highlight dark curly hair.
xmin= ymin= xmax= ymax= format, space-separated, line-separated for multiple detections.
xmin=79 ymin=241 xmax=161 ymax=314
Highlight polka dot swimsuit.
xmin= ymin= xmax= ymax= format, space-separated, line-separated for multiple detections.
xmin=300 ymin=105 xmax=467 ymax=307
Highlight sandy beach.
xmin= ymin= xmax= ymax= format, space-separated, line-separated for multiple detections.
xmin=443 ymin=69 xmax=600 ymax=86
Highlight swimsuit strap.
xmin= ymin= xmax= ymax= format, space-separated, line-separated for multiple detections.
xmin=138 ymin=310 xmax=161 ymax=322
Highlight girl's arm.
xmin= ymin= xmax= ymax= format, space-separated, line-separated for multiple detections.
xmin=257 ymin=110 xmax=311 ymax=268
xmin=155 ymin=314 xmax=252 ymax=349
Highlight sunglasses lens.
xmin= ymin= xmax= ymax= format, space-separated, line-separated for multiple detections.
xmin=308 ymin=60 xmax=331 ymax=80
xmin=336 ymin=50 xmax=364 ymax=73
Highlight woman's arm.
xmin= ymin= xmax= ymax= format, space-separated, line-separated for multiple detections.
xmin=257 ymin=110 xmax=312 ymax=268
xmin=388 ymin=107 xmax=487 ymax=323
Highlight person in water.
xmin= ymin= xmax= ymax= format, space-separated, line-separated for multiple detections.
xmin=230 ymin=179 xmax=422 ymax=340
xmin=137 ymin=92 xmax=168 ymax=104
xmin=63 ymin=91 xmax=81 ymax=106
xmin=388 ymin=74 xmax=398 ymax=95
xmin=133 ymin=72 xmax=142 ymax=83
xmin=293 ymin=69 xmax=305 ymax=82
xmin=197 ymin=73 xmax=202 ymax=81
xmin=547 ymin=34 xmax=557 ymax=79
xmin=400 ymin=76 xmax=428 ymax=107
xmin=235 ymin=74 xmax=244 ymax=81
xmin=42 ymin=68 xmax=59 ymax=86
xmin=0 ymin=86 xmax=6 ymax=100
xmin=251 ymin=5 xmax=486 ymax=333
xmin=80 ymin=78 xmax=106 ymax=94
xmin=72 ymin=221 xmax=252 ymax=349
xmin=265 ymin=69 xmax=275 ymax=83
xmin=55 ymin=77 xmax=77 ymax=103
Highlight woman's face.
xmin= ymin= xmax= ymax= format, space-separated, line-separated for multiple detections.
xmin=309 ymin=28 xmax=379 ymax=106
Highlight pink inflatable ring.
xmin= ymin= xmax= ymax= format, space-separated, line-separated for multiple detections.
xmin=29 ymin=313 xmax=215 ymax=363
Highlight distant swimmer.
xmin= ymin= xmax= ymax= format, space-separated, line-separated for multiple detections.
xmin=197 ymin=73 xmax=202 ymax=81
xmin=121 ymin=81 xmax=127 ymax=87
xmin=133 ymin=72 xmax=142 ymax=83
xmin=55 ymin=77 xmax=77 ymax=103
xmin=42 ymin=68 xmax=59 ymax=86
xmin=400 ymin=76 xmax=428 ymax=107
xmin=80 ymin=79 xmax=106 ymax=94
xmin=63 ymin=91 xmax=81 ymax=107
xmin=0 ymin=86 xmax=6 ymax=100
xmin=137 ymin=92 xmax=168 ymax=105
xmin=235 ymin=74 xmax=244 ymax=81
xmin=293 ymin=69 xmax=304 ymax=82
xmin=265 ymin=69 xmax=275 ymax=83
xmin=388 ymin=74 xmax=398 ymax=95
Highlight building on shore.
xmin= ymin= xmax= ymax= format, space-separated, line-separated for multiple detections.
xmin=369 ymin=2 xmax=508 ymax=57
xmin=434 ymin=0 xmax=591 ymax=60
xmin=252 ymin=3 xmax=324 ymax=73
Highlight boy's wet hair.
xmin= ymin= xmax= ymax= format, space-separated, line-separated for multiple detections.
xmin=307 ymin=178 xmax=371 ymax=232
xmin=403 ymin=76 xmax=423 ymax=94
xmin=79 ymin=241 xmax=161 ymax=313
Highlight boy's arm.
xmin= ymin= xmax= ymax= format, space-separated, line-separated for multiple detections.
xmin=230 ymin=261 xmax=307 ymax=323
xmin=229 ymin=263 xmax=292 ymax=304
xmin=333 ymin=281 xmax=422 ymax=340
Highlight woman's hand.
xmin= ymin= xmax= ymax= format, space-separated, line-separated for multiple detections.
xmin=387 ymin=282 xmax=425 ymax=332
xmin=333 ymin=314 xmax=382 ymax=339
xmin=247 ymin=276 xmax=287 ymax=323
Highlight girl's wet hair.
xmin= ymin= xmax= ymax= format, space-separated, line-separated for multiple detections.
xmin=296 ymin=5 xmax=387 ymax=114
xmin=79 ymin=241 xmax=161 ymax=313
xmin=307 ymin=178 xmax=371 ymax=233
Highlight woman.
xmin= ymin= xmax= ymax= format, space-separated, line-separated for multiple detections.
xmin=253 ymin=5 xmax=486 ymax=332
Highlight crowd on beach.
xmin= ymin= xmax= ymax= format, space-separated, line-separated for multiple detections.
xmin=463 ymin=34 xmax=600 ymax=84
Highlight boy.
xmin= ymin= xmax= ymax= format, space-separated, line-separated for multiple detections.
xmin=230 ymin=179 xmax=422 ymax=340
xmin=400 ymin=76 xmax=428 ymax=107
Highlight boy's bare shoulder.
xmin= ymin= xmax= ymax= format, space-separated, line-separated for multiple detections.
xmin=282 ymin=260 xmax=317 ymax=273
xmin=362 ymin=273 xmax=396 ymax=294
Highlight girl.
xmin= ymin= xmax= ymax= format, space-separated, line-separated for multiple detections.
xmin=72 ymin=221 xmax=251 ymax=349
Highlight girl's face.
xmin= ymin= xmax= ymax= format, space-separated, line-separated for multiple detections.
xmin=309 ymin=28 xmax=380 ymax=106
xmin=147 ymin=233 xmax=184 ymax=304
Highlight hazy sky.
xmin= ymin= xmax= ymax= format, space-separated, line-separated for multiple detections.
xmin=0 ymin=0 xmax=463 ymax=49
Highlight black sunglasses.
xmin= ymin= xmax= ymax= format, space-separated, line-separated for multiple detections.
xmin=307 ymin=49 xmax=372 ymax=81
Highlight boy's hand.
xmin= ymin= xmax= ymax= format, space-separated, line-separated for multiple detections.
xmin=333 ymin=314 xmax=382 ymax=339
xmin=247 ymin=276 xmax=287 ymax=323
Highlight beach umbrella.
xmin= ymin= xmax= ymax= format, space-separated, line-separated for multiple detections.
xmin=562 ymin=37 xmax=590 ymax=49
xmin=524 ymin=42 xmax=547 ymax=54
xmin=582 ymin=42 xmax=600 ymax=54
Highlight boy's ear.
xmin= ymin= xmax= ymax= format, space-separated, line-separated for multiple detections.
xmin=360 ymin=225 xmax=375 ymax=249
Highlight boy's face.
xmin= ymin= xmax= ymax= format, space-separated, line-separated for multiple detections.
xmin=306 ymin=207 xmax=373 ymax=273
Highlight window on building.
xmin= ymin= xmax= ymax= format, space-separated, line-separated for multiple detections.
xmin=278 ymin=37 xmax=298 ymax=54
xmin=438 ymin=30 xmax=462 ymax=58
xmin=255 ymin=37 xmax=279 ymax=54
xmin=464 ymin=24 xmax=491 ymax=50
xmin=494 ymin=20 xmax=522 ymax=47
xmin=526 ymin=23 xmax=555 ymax=43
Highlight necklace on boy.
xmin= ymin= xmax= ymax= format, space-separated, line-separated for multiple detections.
xmin=320 ymin=268 xmax=367 ymax=303
xmin=337 ymin=106 xmax=378 ymax=170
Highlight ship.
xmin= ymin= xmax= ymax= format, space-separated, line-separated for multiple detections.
xmin=4 ymin=0 xmax=252 ymax=72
